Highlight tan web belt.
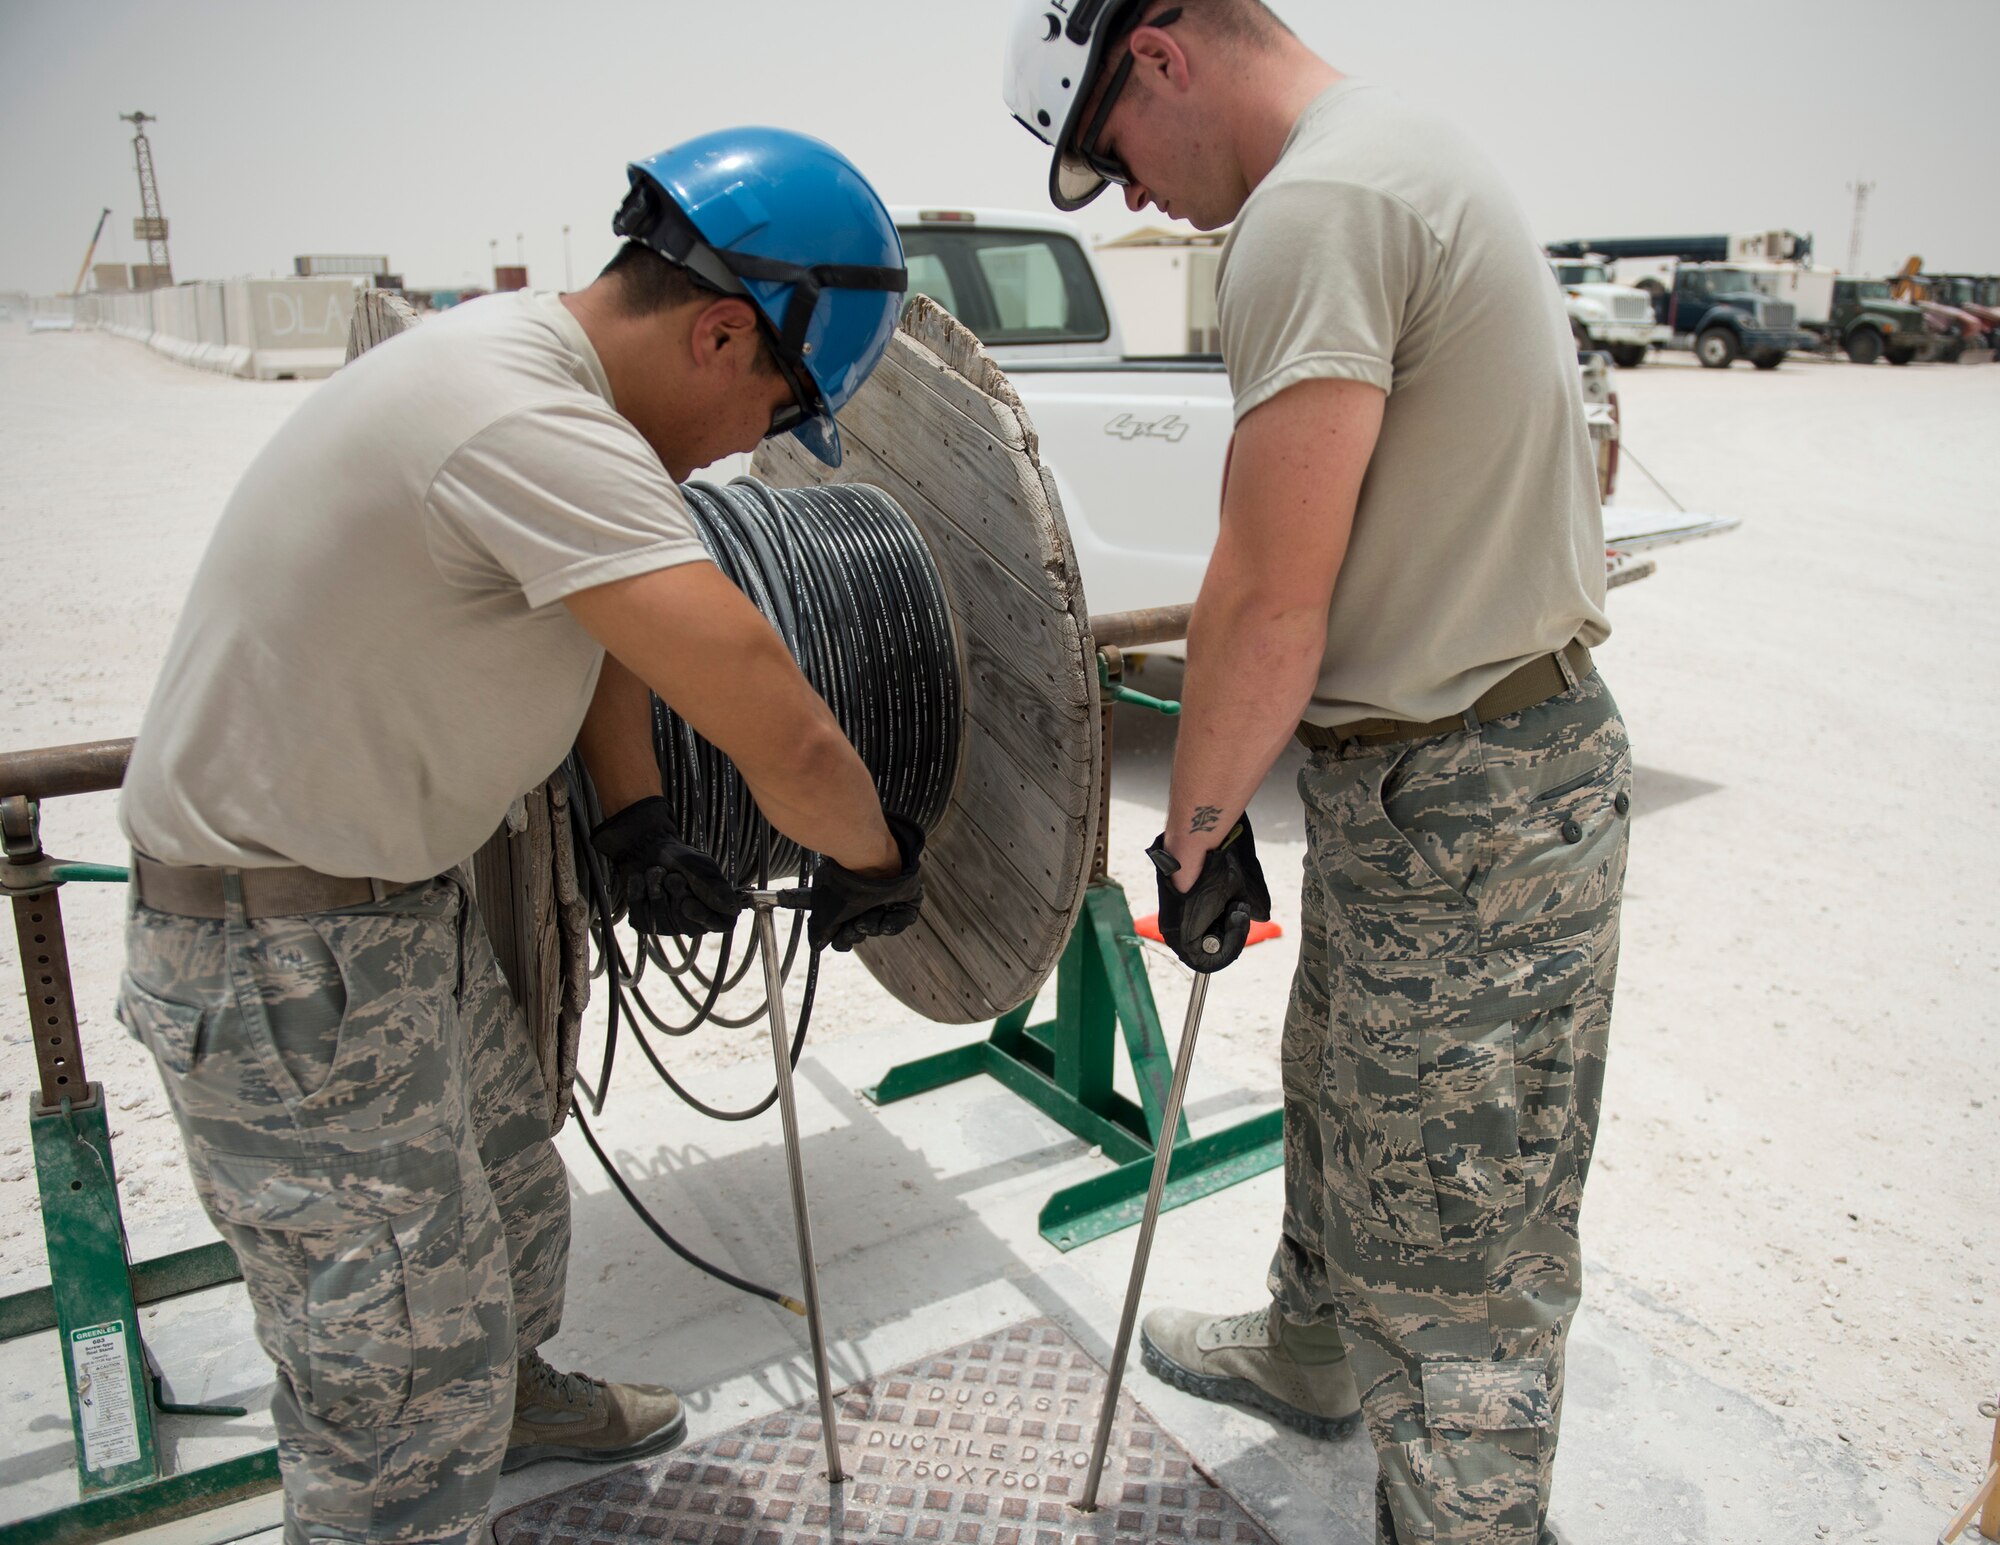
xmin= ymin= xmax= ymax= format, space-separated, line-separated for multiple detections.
xmin=131 ymin=853 xmax=417 ymax=920
xmin=1296 ymin=640 xmax=1593 ymax=753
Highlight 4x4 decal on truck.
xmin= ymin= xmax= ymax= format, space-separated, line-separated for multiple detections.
xmin=1104 ymin=412 xmax=1190 ymax=443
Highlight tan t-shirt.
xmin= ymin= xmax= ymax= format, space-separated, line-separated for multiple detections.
xmin=120 ymin=291 xmax=711 ymax=881
xmin=1218 ymin=79 xmax=1610 ymax=727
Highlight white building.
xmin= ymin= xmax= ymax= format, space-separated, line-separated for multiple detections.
xmin=1091 ymin=227 xmax=1227 ymax=356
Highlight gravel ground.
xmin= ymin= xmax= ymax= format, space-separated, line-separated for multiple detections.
xmin=1 ymin=326 xmax=1993 ymax=1514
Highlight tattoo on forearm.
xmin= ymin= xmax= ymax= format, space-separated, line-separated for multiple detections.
xmin=1190 ymin=805 xmax=1222 ymax=834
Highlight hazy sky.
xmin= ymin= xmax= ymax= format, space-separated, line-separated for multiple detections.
xmin=4 ymin=0 xmax=1996 ymax=295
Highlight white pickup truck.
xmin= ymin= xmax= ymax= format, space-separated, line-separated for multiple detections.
xmin=893 ymin=206 xmax=1236 ymax=623
xmin=890 ymin=207 xmax=1723 ymax=633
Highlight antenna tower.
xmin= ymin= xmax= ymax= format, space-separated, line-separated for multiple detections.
xmin=121 ymin=111 xmax=174 ymax=289
xmin=1845 ymin=179 xmax=1875 ymax=274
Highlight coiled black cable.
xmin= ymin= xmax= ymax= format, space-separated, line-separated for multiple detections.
xmin=657 ymin=480 xmax=960 ymax=883
xmin=563 ymin=477 xmax=961 ymax=1309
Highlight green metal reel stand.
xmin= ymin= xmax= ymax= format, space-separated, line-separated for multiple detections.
xmin=865 ymin=646 xmax=1283 ymax=1251
xmin=1 ymin=748 xmax=279 ymax=1545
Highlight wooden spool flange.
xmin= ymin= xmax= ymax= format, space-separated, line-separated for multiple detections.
xmin=753 ymin=297 xmax=1101 ymax=1025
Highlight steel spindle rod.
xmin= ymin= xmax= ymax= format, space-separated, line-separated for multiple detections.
xmin=1078 ymin=970 xmax=1212 ymax=1511
xmin=751 ymin=892 xmax=844 ymax=1485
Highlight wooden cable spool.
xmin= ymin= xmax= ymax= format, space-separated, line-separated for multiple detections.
xmin=752 ymin=296 xmax=1101 ymax=1024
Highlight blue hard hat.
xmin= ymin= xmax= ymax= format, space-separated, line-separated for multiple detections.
xmin=617 ymin=127 xmax=907 ymax=467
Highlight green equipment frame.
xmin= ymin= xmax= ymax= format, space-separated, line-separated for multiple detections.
xmin=865 ymin=643 xmax=1283 ymax=1250
xmin=1 ymin=741 xmax=279 ymax=1545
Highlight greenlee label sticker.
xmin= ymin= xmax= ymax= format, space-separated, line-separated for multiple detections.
xmin=71 ymin=1319 xmax=141 ymax=1472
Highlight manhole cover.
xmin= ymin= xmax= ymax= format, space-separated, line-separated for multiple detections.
xmin=492 ymin=1318 xmax=1276 ymax=1543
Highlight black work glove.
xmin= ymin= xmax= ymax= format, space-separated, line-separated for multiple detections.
xmin=808 ymin=811 xmax=925 ymax=952
xmin=1148 ymin=811 xmax=1272 ymax=973
xmin=590 ymin=796 xmax=743 ymax=938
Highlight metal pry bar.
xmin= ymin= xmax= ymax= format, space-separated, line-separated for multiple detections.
xmin=747 ymin=888 xmax=845 ymax=1485
xmin=1078 ymin=964 xmax=1215 ymax=1511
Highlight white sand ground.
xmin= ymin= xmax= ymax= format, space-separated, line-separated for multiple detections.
xmin=0 ymin=325 xmax=1994 ymax=1526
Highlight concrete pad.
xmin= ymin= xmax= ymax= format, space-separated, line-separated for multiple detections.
xmin=0 ymin=1012 xmax=1943 ymax=1542
xmin=5 ymin=322 xmax=1994 ymax=1545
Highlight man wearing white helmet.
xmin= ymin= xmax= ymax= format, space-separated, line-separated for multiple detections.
xmin=1005 ymin=6 xmax=1626 ymax=1543
xmin=117 ymin=128 xmax=921 ymax=1543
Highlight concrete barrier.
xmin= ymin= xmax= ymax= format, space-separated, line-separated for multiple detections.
xmin=27 ymin=295 xmax=77 ymax=331
xmin=68 ymin=277 xmax=363 ymax=380
xmin=242 ymin=279 xmax=359 ymax=378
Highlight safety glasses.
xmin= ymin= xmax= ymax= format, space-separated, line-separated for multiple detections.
xmin=1075 ymin=6 xmax=1182 ymax=188
xmin=760 ymin=331 xmax=821 ymax=441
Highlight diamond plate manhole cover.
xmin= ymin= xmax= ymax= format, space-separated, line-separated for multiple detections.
xmin=492 ymin=1318 xmax=1277 ymax=1544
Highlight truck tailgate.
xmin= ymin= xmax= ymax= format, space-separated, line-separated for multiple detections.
xmin=1006 ymin=364 xmax=1236 ymax=621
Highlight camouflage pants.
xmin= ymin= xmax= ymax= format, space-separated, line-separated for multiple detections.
xmin=117 ymin=872 xmax=571 ymax=1545
xmin=1269 ymin=669 xmax=1629 ymax=1545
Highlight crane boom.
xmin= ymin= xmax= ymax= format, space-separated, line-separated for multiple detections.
xmin=70 ymin=207 xmax=112 ymax=297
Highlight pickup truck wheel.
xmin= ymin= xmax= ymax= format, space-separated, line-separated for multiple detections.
xmin=1609 ymin=344 xmax=1647 ymax=369
xmin=1845 ymin=328 xmax=1884 ymax=365
xmin=1885 ymin=347 xmax=1915 ymax=366
xmin=1751 ymin=352 xmax=1784 ymax=371
xmin=1696 ymin=328 xmax=1739 ymax=368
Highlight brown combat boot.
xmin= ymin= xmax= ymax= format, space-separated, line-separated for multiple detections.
xmin=1140 ymin=1303 xmax=1362 ymax=1439
xmin=503 ymin=1349 xmax=687 ymax=1473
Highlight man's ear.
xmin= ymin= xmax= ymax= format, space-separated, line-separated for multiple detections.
xmin=1130 ymin=22 xmax=1191 ymax=93
xmin=689 ymin=296 xmax=763 ymax=375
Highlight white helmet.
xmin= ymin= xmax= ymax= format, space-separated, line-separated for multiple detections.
xmin=1002 ymin=0 xmax=1176 ymax=212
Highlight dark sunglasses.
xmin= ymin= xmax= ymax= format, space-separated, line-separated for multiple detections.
xmin=1076 ymin=6 xmax=1183 ymax=187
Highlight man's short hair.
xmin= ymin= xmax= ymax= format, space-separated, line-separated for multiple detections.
xmin=1162 ymin=0 xmax=1292 ymax=45
xmin=597 ymin=241 xmax=781 ymax=376
xmin=599 ymin=240 xmax=710 ymax=315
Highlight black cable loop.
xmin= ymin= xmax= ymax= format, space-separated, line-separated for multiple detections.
xmin=643 ymin=917 xmax=798 ymax=1010
xmin=621 ymin=930 xmax=732 ymax=1035
xmin=570 ymin=1106 xmax=798 ymax=1314
xmin=556 ymin=478 xmax=959 ymax=1301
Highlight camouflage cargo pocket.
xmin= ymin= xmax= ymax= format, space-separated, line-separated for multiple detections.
xmin=1416 ymin=1358 xmax=1552 ymax=1544
xmin=199 ymin=1131 xmax=497 ymax=1426
xmin=1308 ymin=742 xmax=1488 ymax=963
xmin=1324 ymin=943 xmax=1592 ymax=1252
xmin=117 ymin=975 xmax=209 ymax=1079
xmin=1323 ymin=1009 xmax=1530 ymax=1253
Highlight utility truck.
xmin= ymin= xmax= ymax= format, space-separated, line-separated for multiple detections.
xmin=1549 ymin=234 xmax=1818 ymax=369
xmin=1772 ymin=270 xmax=1938 ymax=365
xmin=1643 ymin=264 xmax=1812 ymax=370
xmin=891 ymin=207 xmax=1732 ymax=632
xmin=1548 ymin=256 xmax=1669 ymax=368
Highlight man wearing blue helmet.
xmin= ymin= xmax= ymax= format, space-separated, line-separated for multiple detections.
xmin=116 ymin=127 xmax=915 ymax=1543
